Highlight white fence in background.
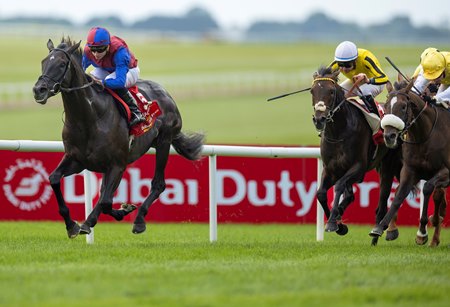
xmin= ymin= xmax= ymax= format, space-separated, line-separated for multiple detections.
xmin=0 ymin=140 xmax=324 ymax=244
xmin=0 ymin=72 xmax=306 ymax=107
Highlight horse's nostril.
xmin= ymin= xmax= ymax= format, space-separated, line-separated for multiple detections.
xmin=33 ymin=85 xmax=47 ymax=95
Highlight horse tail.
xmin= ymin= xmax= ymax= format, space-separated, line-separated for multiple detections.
xmin=172 ymin=131 xmax=205 ymax=160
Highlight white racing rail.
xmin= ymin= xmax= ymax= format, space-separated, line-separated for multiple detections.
xmin=0 ymin=140 xmax=324 ymax=244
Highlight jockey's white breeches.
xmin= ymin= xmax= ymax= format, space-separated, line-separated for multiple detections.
xmin=90 ymin=66 xmax=140 ymax=88
xmin=340 ymin=79 xmax=385 ymax=98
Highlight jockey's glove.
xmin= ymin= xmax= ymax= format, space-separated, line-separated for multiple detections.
xmin=422 ymin=95 xmax=436 ymax=104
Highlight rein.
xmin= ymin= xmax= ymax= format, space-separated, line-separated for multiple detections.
xmin=39 ymin=47 xmax=94 ymax=94
xmin=390 ymin=91 xmax=438 ymax=144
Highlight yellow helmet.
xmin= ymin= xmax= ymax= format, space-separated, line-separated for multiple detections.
xmin=420 ymin=47 xmax=438 ymax=61
xmin=421 ymin=49 xmax=445 ymax=80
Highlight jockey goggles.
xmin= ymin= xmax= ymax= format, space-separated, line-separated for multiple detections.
xmin=90 ymin=45 xmax=108 ymax=53
xmin=337 ymin=61 xmax=354 ymax=68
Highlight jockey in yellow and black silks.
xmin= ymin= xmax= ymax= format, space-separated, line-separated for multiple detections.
xmin=329 ymin=41 xmax=389 ymax=114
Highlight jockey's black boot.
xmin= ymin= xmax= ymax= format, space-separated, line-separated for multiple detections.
xmin=115 ymin=88 xmax=146 ymax=127
xmin=362 ymin=95 xmax=378 ymax=115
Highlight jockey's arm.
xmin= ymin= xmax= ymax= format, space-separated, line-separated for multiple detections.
xmin=362 ymin=54 xmax=388 ymax=85
xmin=435 ymin=85 xmax=450 ymax=103
xmin=81 ymin=53 xmax=91 ymax=71
xmin=412 ymin=65 xmax=429 ymax=95
xmin=103 ymin=48 xmax=130 ymax=89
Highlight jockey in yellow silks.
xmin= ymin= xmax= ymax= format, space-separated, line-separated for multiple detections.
xmin=413 ymin=47 xmax=450 ymax=107
xmin=329 ymin=41 xmax=389 ymax=114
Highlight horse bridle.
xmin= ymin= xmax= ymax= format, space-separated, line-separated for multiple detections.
xmin=312 ymin=77 xmax=347 ymax=123
xmin=38 ymin=47 xmax=94 ymax=94
xmin=388 ymin=90 xmax=437 ymax=143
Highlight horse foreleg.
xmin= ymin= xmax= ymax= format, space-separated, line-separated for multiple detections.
xmin=49 ymin=156 xmax=84 ymax=238
xmin=385 ymin=213 xmax=399 ymax=241
xmin=370 ymin=170 xmax=416 ymax=238
xmin=80 ymin=167 xmax=126 ymax=234
xmin=133 ymin=141 xmax=170 ymax=234
xmin=377 ymin=167 xmax=398 ymax=243
xmin=326 ymin=163 xmax=364 ymax=233
xmin=415 ymin=180 xmax=435 ymax=245
xmin=325 ymin=180 xmax=347 ymax=233
xmin=316 ymin=169 xmax=333 ymax=220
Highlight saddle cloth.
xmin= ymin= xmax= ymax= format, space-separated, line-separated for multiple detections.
xmin=347 ymin=96 xmax=384 ymax=145
xmin=106 ymin=86 xmax=162 ymax=137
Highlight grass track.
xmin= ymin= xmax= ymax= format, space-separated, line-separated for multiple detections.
xmin=1 ymin=222 xmax=449 ymax=306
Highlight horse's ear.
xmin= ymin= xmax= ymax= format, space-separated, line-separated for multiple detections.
xmin=386 ymin=81 xmax=393 ymax=93
xmin=405 ymin=78 xmax=415 ymax=93
xmin=332 ymin=68 xmax=340 ymax=80
xmin=313 ymin=71 xmax=319 ymax=79
xmin=397 ymin=73 xmax=404 ymax=82
xmin=47 ymin=39 xmax=54 ymax=52
xmin=68 ymin=40 xmax=82 ymax=54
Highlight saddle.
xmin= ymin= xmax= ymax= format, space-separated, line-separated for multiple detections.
xmin=347 ymin=96 xmax=385 ymax=145
xmin=106 ymin=86 xmax=162 ymax=137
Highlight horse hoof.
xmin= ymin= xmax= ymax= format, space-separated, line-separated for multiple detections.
xmin=79 ymin=223 xmax=91 ymax=235
xmin=369 ymin=226 xmax=383 ymax=237
xmin=67 ymin=222 xmax=81 ymax=239
xmin=429 ymin=240 xmax=440 ymax=248
xmin=371 ymin=237 xmax=379 ymax=246
xmin=415 ymin=235 xmax=428 ymax=245
xmin=121 ymin=203 xmax=137 ymax=213
xmin=325 ymin=221 xmax=338 ymax=232
xmin=336 ymin=223 xmax=349 ymax=236
xmin=132 ymin=223 xmax=146 ymax=234
xmin=385 ymin=229 xmax=399 ymax=241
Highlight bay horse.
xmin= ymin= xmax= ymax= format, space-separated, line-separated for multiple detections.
xmin=370 ymin=78 xmax=448 ymax=246
xmin=311 ymin=66 xmax=402 ymax=245
xmin=32 ymin=37 xmax=204 ymax=238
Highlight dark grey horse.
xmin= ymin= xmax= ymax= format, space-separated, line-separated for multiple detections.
xmin=32 ymin=37 xmax=204 ymax=238
xmin=311 ymin=66 xmax=402 ymax=245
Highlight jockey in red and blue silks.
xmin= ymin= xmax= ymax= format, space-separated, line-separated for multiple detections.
xmin=82 ymin=26 xmax=145 ymax=128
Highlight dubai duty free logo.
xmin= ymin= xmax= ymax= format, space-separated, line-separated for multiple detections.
xmin=2 ymin=159 xmax=53 ymax=211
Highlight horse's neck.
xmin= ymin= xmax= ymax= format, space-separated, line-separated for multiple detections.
xmin=408 ymin=99 xmax=435 ymax=139
xmin=325 ymin=102 xmax=364 ymax=142
xmin=61 ymin=90 xmax=96 ymax=125
xmin=61 ymin=68 xmax=101 ymax=125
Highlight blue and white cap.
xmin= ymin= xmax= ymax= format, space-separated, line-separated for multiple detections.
xmin=334 ymin=41 xmax=358 ymax=62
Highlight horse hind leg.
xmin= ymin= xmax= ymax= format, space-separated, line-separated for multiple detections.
xmin=132 ymin=141 xmax=171 ymax=234
xmin=429 ymin=187 xmax=446 ymax=247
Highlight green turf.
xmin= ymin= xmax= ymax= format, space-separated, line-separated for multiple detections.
xmin=1 ymin=37 xmax=449 ymax=145
xmin=0 ymin=222 xmax=449 ymax=306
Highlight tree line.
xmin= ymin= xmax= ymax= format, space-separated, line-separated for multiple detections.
xmin=1 ymin=7 xmax=448 ymax=43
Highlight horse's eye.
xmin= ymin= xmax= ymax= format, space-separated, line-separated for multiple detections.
xmin=60 ymin=63 xmax=66 ymax=68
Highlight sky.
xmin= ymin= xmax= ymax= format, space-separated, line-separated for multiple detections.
xmin=0 ymin=0 xmax=449 ymax=30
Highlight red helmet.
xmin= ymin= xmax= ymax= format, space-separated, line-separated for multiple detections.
xmin=86 ymin=27 xmax=110 ymax=47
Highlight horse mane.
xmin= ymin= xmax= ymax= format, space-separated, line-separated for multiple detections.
xmin=57 ymin=36 xmax=83 ymax=67
xmin=317 ymin=65 xmax=340 ymax=82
